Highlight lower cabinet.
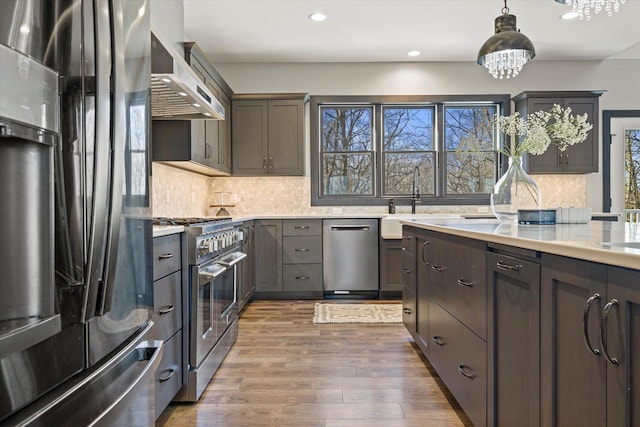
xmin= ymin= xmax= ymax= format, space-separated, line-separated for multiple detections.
xmin=429 ymin=301 xmax=487 ymax=427
xmin=487 ymin=248 xmax=540 ymax=427
xmin=254 ymin=219 xmax=322 ymax=298
xmin=380 ymin=238 xmax=403 ymax=297
xmin=541 ymin=255 xmax=640 ymax=427
xmin=152 ymin=232 xmax=186 ymax=420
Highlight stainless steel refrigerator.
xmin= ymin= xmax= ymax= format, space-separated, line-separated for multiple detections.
xmin=0 ymin=1 xmax=161 ymax=425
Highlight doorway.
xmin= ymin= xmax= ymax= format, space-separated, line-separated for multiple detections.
xmin=602 ymin=110 xmax=640 ymax=213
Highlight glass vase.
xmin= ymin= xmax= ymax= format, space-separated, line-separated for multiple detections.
xmin=490 ymin=156 xmax=541 ymax=222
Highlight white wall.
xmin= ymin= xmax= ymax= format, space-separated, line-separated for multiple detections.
xmin=215 ymin=59 xmax=640 ymax=211
xmin=150 ymin=0 xmax=185 ymax=52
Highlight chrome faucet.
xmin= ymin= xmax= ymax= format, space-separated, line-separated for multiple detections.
xmin=411 ymin=166 xmax=421 ymax=214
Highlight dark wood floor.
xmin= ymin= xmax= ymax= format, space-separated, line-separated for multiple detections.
xmin=157 ymin=300 xmax=472 ymax=427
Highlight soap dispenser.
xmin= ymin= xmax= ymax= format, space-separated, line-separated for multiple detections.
xmin=388 ymin=199 xmax=395 ymax=214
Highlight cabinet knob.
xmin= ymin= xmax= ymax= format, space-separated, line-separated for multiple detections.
xmin=431 ymin=336 xmax=445 ymax=346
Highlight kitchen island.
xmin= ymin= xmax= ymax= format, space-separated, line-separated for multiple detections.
xmin=399 ymin=218 xmax=640 ymax=427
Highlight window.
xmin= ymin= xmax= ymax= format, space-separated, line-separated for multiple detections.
xmin=311 ymin=95 xmax=510 ymax=206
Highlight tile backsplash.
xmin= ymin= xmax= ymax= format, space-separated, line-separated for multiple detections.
xmin=152 ymin=164 xmax=587 ymax=217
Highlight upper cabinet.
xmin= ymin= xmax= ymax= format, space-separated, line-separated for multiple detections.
xmin=232 ymin=94 xmax=307 ymax=176
xmin=513 ymin=91 xmax=603 ymax=174
xmin=152 ymin=42 xmax=232 ymax=176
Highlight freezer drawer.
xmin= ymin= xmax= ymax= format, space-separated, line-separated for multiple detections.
xmin=322 ymin=219 xmax=379 ymax=294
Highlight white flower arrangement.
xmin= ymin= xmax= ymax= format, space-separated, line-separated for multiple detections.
xmin=494 ymin=104 xmax=593 ymax=157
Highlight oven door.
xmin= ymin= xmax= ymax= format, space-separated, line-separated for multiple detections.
xmin=193 ymin=261 xmax=225 ymax=368
xmin=216 ymin=251 xmax=247 ymax=334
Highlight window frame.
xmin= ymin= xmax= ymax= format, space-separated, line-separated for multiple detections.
xmin=310 ymin=95 xmax=511 ymax=206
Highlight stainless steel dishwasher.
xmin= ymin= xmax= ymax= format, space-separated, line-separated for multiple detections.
xmin=323 ymin=219 xmax=379 ymax=297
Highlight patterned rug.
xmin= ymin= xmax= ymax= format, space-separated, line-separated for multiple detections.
xmin=313 ymin=303 xmax=403 ymax=324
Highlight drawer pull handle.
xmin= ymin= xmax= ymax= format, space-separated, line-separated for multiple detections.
xmin=402 ymin=268 xmax=411 ymax=274
xmin=458 ymin=364 xmax=475 ymax=379
xmin=158 ymin=253 xmax=174 ymax=260
xmin=583 ymin=293 xmax=601 ymax=357
xmin=295 ymin=275 xmax=310 ymax=280
xmin=431 ymin=265 xmax=445 ymax=272
xmin=403 ymin=308 xmax=412 ymax=314
xmin=496 ymin=261 xmax=522 ymax=272
xmin=159 ymin=369 xmax=176 ymax=383
xmin=263 ymin=156 xmax=267 ymax=169
xmin=601 ymin=299 xmax=620 ymax=366
xmin=421 ymin=240 xmax=429 ymax=265
xmin=431 ymin=336 xmax=445 ymax=346
xmin=294 ymin=226 xmax=310 ymax=230
xmin=457 ymin=278 xmax=474 ymax=288
xmin=295 ymin=248 xmax=310 ymax=252
xmin=159 ymin=305 xmax=175 ymax=315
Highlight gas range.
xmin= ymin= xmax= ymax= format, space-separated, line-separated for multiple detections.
xmin=153 ymin=217 xmax=243 ymax=265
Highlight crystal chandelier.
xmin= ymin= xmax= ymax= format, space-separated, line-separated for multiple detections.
xmin=555 ymin=0 xmax=626 ymax=20
xmin=477 ymin=0 xmax=535 ymax=79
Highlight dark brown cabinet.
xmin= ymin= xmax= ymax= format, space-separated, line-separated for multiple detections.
xmin=487 ymin=247 xmax=540 ymax=427
xmin=541 ymin=256 xmax=640 ymax=427
xmin=254 ymin=219 xmax=322 ymax=298
xmin=513 ymin=91 xmax=602 ymax=174
xmin=152 ymin=232 xmax=186 ymax=420
xmin=238 ymin=221 xmax=255 ymax=312
xmin=232 ymin=95 xmax=306 ymax=176
xmin=400 ymin=233 xmax=416 ymax=337
xmin=541 ymin=254 xmax=608 ymax=427
xmin=254 ymin=220 xmax=283 ymax=293
xmin=380 ymin=238 xmax=403 ymax=296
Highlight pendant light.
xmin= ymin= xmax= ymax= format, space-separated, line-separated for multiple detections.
xmin=477 ymin=0 xmax=535 ymax=79
xmin=555 ymin=0 xmax=625 ymax=20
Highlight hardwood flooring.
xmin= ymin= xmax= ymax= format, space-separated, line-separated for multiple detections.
xmin=157 ymin=300 xmax=472 ymax=427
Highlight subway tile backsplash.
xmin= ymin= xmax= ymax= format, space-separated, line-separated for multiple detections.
xmin=152 ymin=164 xmax=587 ymax=217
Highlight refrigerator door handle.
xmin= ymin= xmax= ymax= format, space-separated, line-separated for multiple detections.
xmin=96 ymin=0 xmax=127 ymax=316
xmin=83 ymin=0 xmax=114 ymax=322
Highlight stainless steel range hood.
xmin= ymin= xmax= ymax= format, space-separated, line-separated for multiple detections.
xmin=151 ymin=31 xmax=224 ymax=120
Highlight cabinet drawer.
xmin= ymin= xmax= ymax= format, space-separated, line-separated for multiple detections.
xmin=282 ymin=236 xmax=322 ymax=264
xmin=283 ymin=220 xmax=322 ymax=236
xmin=155 ymin=332 xmax=182 ymax=420
xmin=429 ymin=235 xmax=487 ymax=339
xmin=153 ymin=271 xmax=182 ymax=340
xmin=153 ymin=234 xmax=182 ymax=281
xmin=429 ymin=300 xmax=487 ymax=427
xmin=283 ymin=264 xmax=323 ymax=291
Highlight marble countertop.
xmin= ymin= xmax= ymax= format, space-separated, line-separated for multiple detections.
xmin=152 ymin=225 xmax=185 ymax=237
xmin=400 ymin=218 xmax=640 ymax=270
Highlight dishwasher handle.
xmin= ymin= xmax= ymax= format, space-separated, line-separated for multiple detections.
xmin=330 ymin=225 xmax=370 ymax=231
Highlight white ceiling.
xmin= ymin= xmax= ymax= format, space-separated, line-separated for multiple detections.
xmin=182 ymin=0 xmax=640 ymax=64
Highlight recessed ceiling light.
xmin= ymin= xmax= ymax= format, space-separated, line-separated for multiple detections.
xmin=308 ymin=12 xmax=327 ymax=22
xmin=561 ymin=11 xmax=580 ymax=20
xmin=407 ymin=50 xmax=422 ymax=57
xmin=193 ymin=103 xmax=200 ymax=107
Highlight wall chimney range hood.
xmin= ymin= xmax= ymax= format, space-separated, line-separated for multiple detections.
xmin=151 ymin=31 xmax=224 ymax=120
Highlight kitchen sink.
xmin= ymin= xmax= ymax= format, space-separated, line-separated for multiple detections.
xmin=380 ymin=214 xmax=462 ymax=239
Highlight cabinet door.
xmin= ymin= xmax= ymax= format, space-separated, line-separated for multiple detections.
xmin=414 ymin=236 xmax=430 ymax=354
xmin=232 ymin=100 xmax=269 ymax=175
xmin=487 ymin=251 xmax=540 ymax=427
xmin=380 ymin=239 xmax=403 ymax=293
xmin=524 ymin=97 xmax=564 ymax=173
xmin=401 ymin=233 xmax=416 ymax=337
xmin=254 ymin=220 xmax=282 ymax=292
xmin=217 ymin=93 xmax=232 ymax=173
xmin=540 ymin=254 xmax=607 ymax=427
xmin=267 ymin=99 xmax=304 ymax=175
xmin=562 ymin=97 xmax=598 ymax=173
xmin=605 ymin=266 xmax=640 ymax=427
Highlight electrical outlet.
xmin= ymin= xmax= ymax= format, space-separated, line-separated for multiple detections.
xmin=332 ymin=207 xmax=343 ymax=214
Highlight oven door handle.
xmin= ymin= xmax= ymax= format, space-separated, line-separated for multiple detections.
xmin=217 ymin=252 xmax=247 ymax=269
xmin=199 ymin=264 xmax=227 ymax=279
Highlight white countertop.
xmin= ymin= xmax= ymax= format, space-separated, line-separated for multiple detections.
xmin=401 ymin=218 xmax=640 ymax=270
xmin=152 ymin=225 xmax=185 ymax=237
